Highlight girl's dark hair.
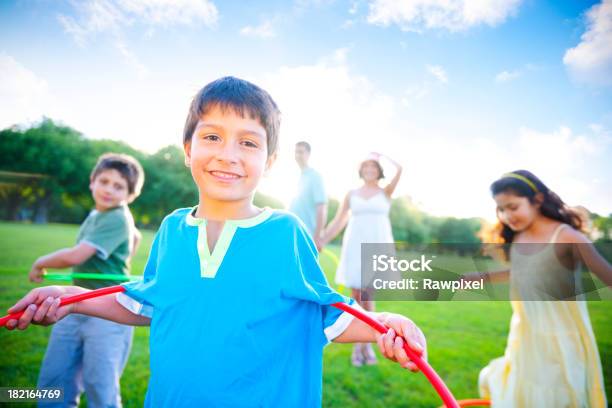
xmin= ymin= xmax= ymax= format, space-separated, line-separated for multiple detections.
xmin=490 ymin=169 xmax=582 ymax=243
xmin=359 ymin=160 xmax=384 ymax=180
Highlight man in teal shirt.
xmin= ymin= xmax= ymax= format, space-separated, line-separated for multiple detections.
xmin=289 ymin=141 xmax=327 ymax=250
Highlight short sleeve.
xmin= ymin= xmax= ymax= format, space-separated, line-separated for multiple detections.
xmin=311 ymin=172 xmax=327 ymax=205
xmin=282 ymin=218 xmax=356 ymax=343
xmin=81 ymin=209 xmax=129 ymax=260
xmin=115 ymin=226 xmax=160 ymax=318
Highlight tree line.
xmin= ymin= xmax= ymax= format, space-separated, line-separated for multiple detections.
xmin=1 ymin=119 xmax=610 ymax=247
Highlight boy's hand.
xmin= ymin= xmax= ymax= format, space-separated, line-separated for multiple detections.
xmin=28 ymin=263 xmax=46 ymax=283
xmin=375 ymin=313 xmax=427 ymax=372
xmin=4 ymin=286 xmax=75 ymax=330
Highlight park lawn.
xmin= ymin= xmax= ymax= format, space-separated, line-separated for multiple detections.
xmin=0 ymin=221 xmax=610 ymax=408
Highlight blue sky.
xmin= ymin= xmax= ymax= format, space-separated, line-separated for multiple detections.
xmin=1 ymin=0 xmax=611 ymax=219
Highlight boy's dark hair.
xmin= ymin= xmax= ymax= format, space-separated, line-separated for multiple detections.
xmin=183 ymin=76 xmax=281 ymax=157
xmin=296 ymin=141 xmax=311 ymax=153
xmin=490 ymin=169 xmax=582 ymax=243
xmin=90 ymin=153 xmax=145 ymax=200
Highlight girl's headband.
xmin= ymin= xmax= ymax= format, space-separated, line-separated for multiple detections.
xmin=502 ymin=172 xmax=538 ymax=193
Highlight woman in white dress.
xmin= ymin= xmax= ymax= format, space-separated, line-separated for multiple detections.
xmin=321 ymin=152 xmax=402 ymax=366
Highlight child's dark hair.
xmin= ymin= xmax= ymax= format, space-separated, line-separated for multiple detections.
xmin=183 ymin=76 xmax=281 ymax=157
xmin=490 ymin=169 xmax=582 ymax=243
xmin=90 ymin=153 xmax=145 ymax=200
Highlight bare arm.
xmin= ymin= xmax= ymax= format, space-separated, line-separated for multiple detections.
xmin=313 ymin=203 xmax=327 ymax=250
xmin=29 ymin=243 xmax=98 ymax=282
xmin=333 ymin=311 xmax=381 ymax=343
xmin=562 ymin=229 xmax=612 ymax=287
xmin=575 ymin=245 xmax=612 ymax=286
xmin=74 ymin=292 xmax=151 ymax=326
xmin=5 ymin=285 xmax=150 ymax=330
xmin=320 ymin=193 xmax=351 ymax=246
xmin=379 ymin=154 xmax=403 ymax=198
xmin=132 ymin=228 xmax=142 ymax=257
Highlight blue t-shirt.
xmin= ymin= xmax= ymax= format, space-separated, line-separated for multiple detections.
xmin=116 ymin=207 xmax=356 ymax=407
xmin=289 ymin=167 xmax=327 ymax=237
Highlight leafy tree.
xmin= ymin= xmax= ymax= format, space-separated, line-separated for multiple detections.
xmin=1 ymin=118 xmax=490 ymax=244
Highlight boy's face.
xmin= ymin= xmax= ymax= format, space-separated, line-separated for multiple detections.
xmin=184 ymin=105 xmax=275 ymax=205
xmin=90 ymin=169 xmax=130 ymax=211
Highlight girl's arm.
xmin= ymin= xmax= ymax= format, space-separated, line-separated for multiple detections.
xmin=562 ymin=229 xmax=612 ymax=287
xmin=320 ymin=192 xmax=351 ymax=246
xmin=333 ymin=311 xmax=426 ymax=371
xmin=5 ymin=285 xmax=150 ymax=330
xmin=29 ymin=243 xmax=98 ymax=282
xmin=378 ymin=153 xmax=403 ymax=198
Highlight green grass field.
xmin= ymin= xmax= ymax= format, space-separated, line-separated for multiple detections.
xmin=0 ymin=222 xmax=610 ymax=407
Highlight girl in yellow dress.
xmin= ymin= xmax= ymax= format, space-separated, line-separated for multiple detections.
xmin=466 ymin=170 xmax=611 ymax=407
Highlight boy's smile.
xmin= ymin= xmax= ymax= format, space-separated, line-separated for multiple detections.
xmin=208 ymin=170 xmax=243 ymax=181
xmin=184 ymin=105 xmax=275 ymax=216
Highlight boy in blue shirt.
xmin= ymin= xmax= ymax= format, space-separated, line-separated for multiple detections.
xmin=6 ymin=77 xmax=426 ymax=407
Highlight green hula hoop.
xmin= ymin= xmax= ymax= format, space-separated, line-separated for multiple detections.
xmin=43 ymin=273 xmax=141 ymax=282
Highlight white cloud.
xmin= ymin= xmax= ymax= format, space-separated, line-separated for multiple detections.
xmin=341 ymin=19 xmax=356 ymax=29
xmin=57 ymin=0 xmax=218 ymax=78
xmin=401 ymin=83 xmax=429 ymax=104
xmin=58 ymin=0 xmax=218 ymax=42
xmin=0 ymin=54 xmax=61 ymax=129
xmin=0 ymin=54 xmax=47 ymax=100
xmin=563 ymin=0 xmax=612 ymax=86
xmin=401 ymin=64 xmax=447 ymax=107
xmin=427 ymin=64 xmax=448 ymax=83
xmin=511 ymin=126 xmax=612 ymax=213
xmin=517 ymin=126 xmax=600 ymax=168
xmin=256 ymin=48 xmax=611 ymax=219
xmin=402 ymin=125 xmax=612 ymax=219
xmin=495 ymin=69 xmax=521 ymax=82
xmin=240 ymin=20 xmax=276 ymax=38
xmin=0 ymin=54 xmax=196 ymax=156
xmin=117 ymin=0 xmax=218 ymax=26
xmin=115 ymin=39 xmax=150 ymax=79
xmin=57 ymin=1 xmax=127 ymax=43
xmin=495 ymin=63 xmax=543 ymax=83
xmin=366 ymin=0 xmax=523 ymax=32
